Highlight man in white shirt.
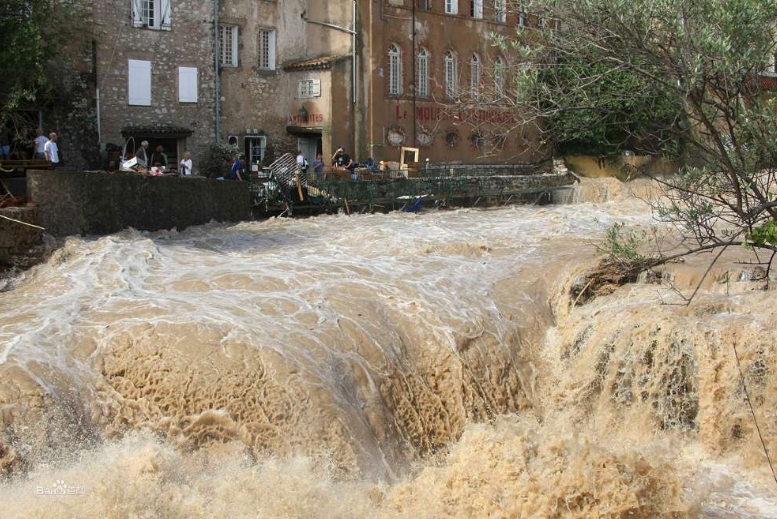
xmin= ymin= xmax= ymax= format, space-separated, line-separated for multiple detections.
xmin=44 ymin=133 xmax=60 ymax=166
xmin=32 ymin=128 xmax=48 ymax=159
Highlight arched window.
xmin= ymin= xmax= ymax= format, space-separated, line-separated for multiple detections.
xmin=444 ymin=50 xmax=458 ymax=99
xmin=417 ymin=48 xmax=430 ymax=98
xmin=388 ymin=44 xmax=402 ymax=96
xmin=470 ymin=53 xmax=481 ymax=98
xmin=494 ymin=56 xmax=505 ymax=100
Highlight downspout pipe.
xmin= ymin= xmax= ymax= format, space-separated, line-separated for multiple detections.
xmin=352 ymin=0 xmax=357 ymax=105
xmin=214 ymin=0 xmax=221 ymax=141
xmin=352 ymin=0 xmax=357 ymax=156
xmin=411 ymin=1 xmax=416 ymax=147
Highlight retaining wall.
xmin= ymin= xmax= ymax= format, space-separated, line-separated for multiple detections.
xmin=0 ymin=206 xmax=47 ymax=269
xmin=26 ymin=170 xmax=251 ymax=237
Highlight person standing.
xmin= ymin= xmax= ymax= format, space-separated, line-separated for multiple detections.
xmin=32 ymin=128 xmax=48 ymax=159
xmin=44 ymin=132 xmax=60 ymax=166
xmin=296 ymin=150 xmax=308 ymax=172
xmin=228 ymin=154 xmax=245 ymax=181
xmin=135 ymin=140 xmax=149 ymax=168
xmin=312 ymin=153 xmax=325 ymax=182
xmin=150 ymin=145 xmax=168 ymax=168
xmin=0 ymin=126 xmax=11 ymax=160
xmin=179 ymin=151 xmax=193 ymax=177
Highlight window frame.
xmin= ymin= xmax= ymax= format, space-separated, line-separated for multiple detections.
xmin=471 ymin=0 xmax=483 ymax=19
xmin=470 ymin=53 xmax=481 ymax=98
xmin=258 ymin=28 xmax=277 ymax=71
xmin=131 ymin=0 xmax=171 ymax=31
xmin=444 ymin=50 xmax=458 ymax=100
xmin=219 ymin=25 xmax=239 ymax=68
xmin=494 ymin=56 xmax=505 ymax=100
xmin=495 ymin=0 xmax=507 ymax=23
xmin=298 ymin=79 xmax=322 ymax=99
xmin=417 ymin=48 xmax=430 ymax=98
xmin=388 ymin=43 xmax=403 ymax=96
xmin=445 ymin=0 xmax=458 ymax=15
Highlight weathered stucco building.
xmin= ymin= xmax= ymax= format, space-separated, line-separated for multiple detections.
xmin=41 ymin=0 xmax=547 ymax=172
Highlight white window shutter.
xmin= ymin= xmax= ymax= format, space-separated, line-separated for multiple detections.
xmin=268 ymin=31 xmax=276 ymax=70
xmin=131 ymin=0 xmax=143 ymax=27
xmin=128 ymin=59 xmax=152 ymax=106
xmin=178 ymin=67 xmax=198 ymax=103
xmin=233 ymin=27 xmax=239 ymax=66
xmin=161 ymin=0 xmax=171 ymax=29
xmin=311 ymin=79 xmax=321 ymax=97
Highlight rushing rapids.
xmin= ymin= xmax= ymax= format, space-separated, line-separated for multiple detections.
xmin=0 ymin=178 xmax=776 ymax=518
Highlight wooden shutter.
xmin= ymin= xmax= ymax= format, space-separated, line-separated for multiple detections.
xmin=161 ymin=0 xmax=171 ymax=29
xmin=178 ymin=67 xmax=198 ymax=103
xmin=128 ymin=59 xmax=152 ymax=106
xmin=268 ymin=31 xmax=276 ymax=69
xmin=131 ymin=0 xmax=143 ymax=27
xmin=311 ymin=79 xmax=321 ymax=97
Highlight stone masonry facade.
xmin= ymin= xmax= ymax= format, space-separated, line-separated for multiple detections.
xmin=41 ymin=0 xmax=548 ymax=172
xmin=91 ymin=0 xmax=217 ymax=168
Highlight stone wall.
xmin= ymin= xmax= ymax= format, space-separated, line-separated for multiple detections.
xmin=0 ymin=207 xmax=47 ymax=270
xmin=26 ymin=170 xmax=251 ymax=237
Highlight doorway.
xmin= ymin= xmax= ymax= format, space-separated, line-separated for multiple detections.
xmin=297 ymin=136 xmax=322 ymax=169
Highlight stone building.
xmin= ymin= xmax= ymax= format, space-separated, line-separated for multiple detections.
xmin=91 ymin=0 xmax=218 ymax=170
xmin=357 ymin=0 xmax=548 ymax=164
xmin=41 ymin=0 xmax=546 ymax=172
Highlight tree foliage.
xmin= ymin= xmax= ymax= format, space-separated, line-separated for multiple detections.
xmin=0 ymin=0 xmax=76 ymax=126
xmin=509 ymin=0 xmax=777 ymax=268
xmin=198 ymin=142 xmax=239 ymax=179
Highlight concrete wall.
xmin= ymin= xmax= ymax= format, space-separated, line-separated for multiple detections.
xmin=26 ymin=170 xmax=251 ymax=237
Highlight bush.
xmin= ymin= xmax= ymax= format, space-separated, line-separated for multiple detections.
xmin=198 ymin=142 xmax=238 ymax=179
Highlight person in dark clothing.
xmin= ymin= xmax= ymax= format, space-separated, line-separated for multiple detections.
xmin=150 ymin=145 xmax=168 ymax=168
xmin=333 ymin=147 xmax=354 ymax=171
xmin=228 ymin=154 xmax=245 ymax=180
xmin=312 ymin=153 xmax=325 ymax=182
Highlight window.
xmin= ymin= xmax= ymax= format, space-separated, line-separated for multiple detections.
xmin=417 ymin=48 xmax=430 ymax=98
xmin=495 ymin=0 xmax=507 ymax=23
xmin=445 ymin=0 xmax=457 ymax=15
xmin=298 ymin=79 xmax=322 ymax=98
xmin=470 ymin=54 xmax=481 ymax=98
xmin=388 ymin=44 xmax=402 ymax=96
xmin=518 ymin=10 xmax=525 ymax=27
xmin=219 ymin=25 xmax=238 ymax=67
xmin=494 ymin=57 xmax=504 ymax=100
xmin=246 ymin=136 xmax=267 ymax=165
xmin=418 ymin=0 xmax=432 ymax=10
xmin=444 ymin=50 xmax=458 ymax=99
xmin=128 ymin=59 xmax=151 ymax=106
xmin=259 ymin=29 xmax=276 ymax=70
xmin=131 ymin=0 xmax=171 ymax=30
xmin=178 ymin=67 xmax=198 ymax=103
xmin=470 ymin=0 xmax=482 ymax=18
